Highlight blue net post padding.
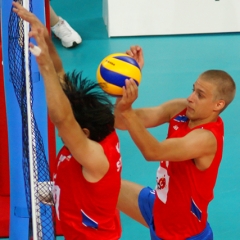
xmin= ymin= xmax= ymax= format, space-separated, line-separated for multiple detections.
xmin=2 ymin=0 xmax=54 ymax=239
xmin=2 ymin=1 xmax=29 ymax=238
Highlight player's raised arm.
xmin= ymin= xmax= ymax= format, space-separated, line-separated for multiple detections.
xmin=26 ymin=25 xmax=109 ymax=182
xmin=114 ymin=79 xmax=187 ymax=130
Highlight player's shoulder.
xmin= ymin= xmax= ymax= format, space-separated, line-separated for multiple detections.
xmin=187 ymin=128 xmax=217 ymax=148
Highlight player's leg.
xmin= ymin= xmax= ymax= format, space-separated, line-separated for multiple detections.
xmin=117 ymin=180 xmax=148 ymax=227
xmin=49 ymin=6 xmax=59 ymax=27
xmin=118 ymin=180 xmax=163 ymax=240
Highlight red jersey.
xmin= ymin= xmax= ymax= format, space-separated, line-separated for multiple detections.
xmin=52 ymin=130 xmax=122 ymax=240
xmin=154 ymin=109 xmax=224 ymax=239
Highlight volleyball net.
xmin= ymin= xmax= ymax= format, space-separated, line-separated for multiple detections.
xmin=2 ymin=0 xmax=56 ymax=239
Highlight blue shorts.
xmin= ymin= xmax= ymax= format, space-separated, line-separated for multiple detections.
xmin=138 ymin=187 xmax=213 ymax=240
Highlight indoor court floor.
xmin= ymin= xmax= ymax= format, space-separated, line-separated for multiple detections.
xmin=3 ymin=0 xmax=240 ymax=239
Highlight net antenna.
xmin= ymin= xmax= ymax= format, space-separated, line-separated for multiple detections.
xmin=8 ymin=0 xmax=55 ymax=239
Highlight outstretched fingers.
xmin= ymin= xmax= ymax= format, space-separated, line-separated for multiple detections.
xmin=123 ymin=78 xmax=138 ymax=101
xmin=126 ymin=45 xmax=144 ymax=69
xmin=114 ymin=79 xmax=138 ymax=114
xmin=12 ymin=1 xmax=48 ymax=38
xmin=29 ymin=28 xmax=44 ymax=46
xmin=12 ymin=2 xmax=36 ymax=23
xmin=29 ymin=44 xmax=42 ymax=57
xmin=28 ymin=28 xmax=51 ymax=64
xmin=126 ymin=45 xmax=141 ymax=57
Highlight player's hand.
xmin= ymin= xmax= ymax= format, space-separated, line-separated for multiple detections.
xmin=12 ymin=2 xmax=49 ymax=40
xmin=126 ymin=46 xmax=144 ymax=70
xmin=116 ymin=78 xmax=138 ymax=114
xmin=28 ymin=28 xmax=52 ymax=67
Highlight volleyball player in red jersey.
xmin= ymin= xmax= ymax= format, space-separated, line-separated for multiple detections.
xmin=115 ymin=46 xmax=236 ymax=239
xmin=13 ymin=2 xmax=122 ymax=239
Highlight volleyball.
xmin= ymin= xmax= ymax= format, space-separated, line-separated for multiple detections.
xmin=96 ymin=53 xmax=142 ymax=96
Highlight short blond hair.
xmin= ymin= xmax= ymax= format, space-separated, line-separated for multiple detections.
xmin=200 ymin=70 xmax=236 ymax=111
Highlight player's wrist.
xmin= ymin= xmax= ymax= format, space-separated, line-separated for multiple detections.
xmin=120 ymin=107 xmax=134 ymax=119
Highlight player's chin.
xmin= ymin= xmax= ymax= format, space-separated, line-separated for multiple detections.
xmin=186 ymin=107 xmax=194 ymax=118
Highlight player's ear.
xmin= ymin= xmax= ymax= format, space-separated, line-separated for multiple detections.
xmin=214 ymin=99 xmax=225 ymax=112
xmin=82 ymin=128 xmax=90 ymax=138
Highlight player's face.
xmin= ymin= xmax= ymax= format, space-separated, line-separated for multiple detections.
xmin=186 ymin=78 xmax=218 ymax=121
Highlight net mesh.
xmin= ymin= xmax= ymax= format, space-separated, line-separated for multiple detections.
xmin=8 ymin=0 xmax=55 ymax=239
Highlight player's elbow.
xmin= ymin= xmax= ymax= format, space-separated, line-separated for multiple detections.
xmin=142 ymin=149 xmax=160 ymax=161
xmin=144 ymin=156 xmax=153 ymax=161
xmin=49 ymin=110 xmax=67 ymax=126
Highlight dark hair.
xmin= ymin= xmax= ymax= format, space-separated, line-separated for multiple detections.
xmin=61 ymin=71 xmax=115 ymax=142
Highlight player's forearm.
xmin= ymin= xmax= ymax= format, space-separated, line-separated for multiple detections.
xmin=39 ymin=61 xmax=72 ymax=124
xmin=121 ymin=109 xmax=161 ymax=161
xmin=114 ymin=108 xmax=144 ymax=130
xmin=114 ymin=107 xmax=127 ymax=130
xmin=45 ymin=36 xmax=65 ymax=79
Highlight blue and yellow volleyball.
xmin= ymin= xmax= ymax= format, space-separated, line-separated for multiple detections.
xmin=96 ymin=53 xmax=142 ymax=96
